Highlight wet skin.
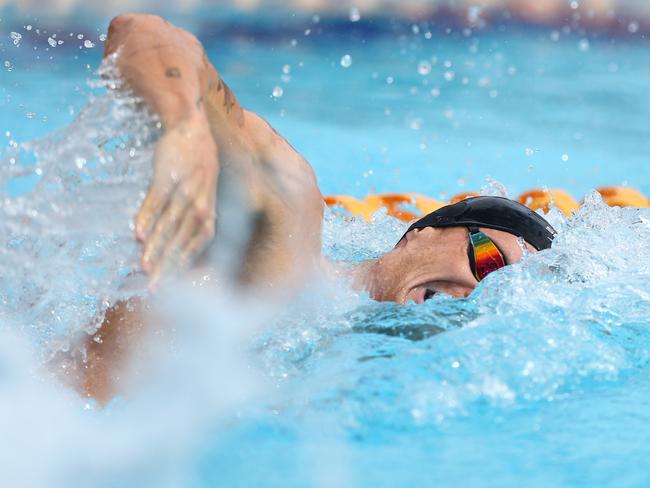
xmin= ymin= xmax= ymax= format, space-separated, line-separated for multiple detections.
xmin=356 ymin=226 xmax=537 ymax=304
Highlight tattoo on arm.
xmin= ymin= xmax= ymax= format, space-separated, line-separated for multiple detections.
xmin=165 ymin=66 xmax=181 ymax=78
xmin=216 ymin=78 xmax=236 ymax=114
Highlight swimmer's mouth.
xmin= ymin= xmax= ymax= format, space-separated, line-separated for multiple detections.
xmin=424 ymin=289 xmax=436 ymax=301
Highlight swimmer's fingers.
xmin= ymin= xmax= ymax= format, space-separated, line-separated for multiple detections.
xmin=148 ymin=210 xmax=199 ymax=289
xmin=149 ymin=178 xmax=216 ymax=288
xmin=177 ymin=222 xmax=215 ymax=273
xmin=135 ymin=175 xmax=176 ymax=242
xmin=176 ymin=174 xmax=217 ymax=265
xmin=150 ymin=173 xmax=216 ymax=288
xmin=141 ymin=174 xmax=199 ymax=274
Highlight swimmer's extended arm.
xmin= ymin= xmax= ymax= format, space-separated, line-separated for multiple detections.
xmin=104 ymin=14 xmax=243 ymax=286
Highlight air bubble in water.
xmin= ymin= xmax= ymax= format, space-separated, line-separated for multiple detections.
xmin=578 ymin=39 xmax=590 ymax=51
xmin=99 ymin=33 xmax=107 ymax=42
xmin=340 ymin=54 xmax=352 ymax=68
xmin=84 ymin=40 xmax=95 ymax=49
xmin=47 ymin=37 xmax=57 ymax=48
xmin=272 ymin=86 xmax=283 ymax=98
xmin=349 ymin=7 xmax=361 ymax=22
xmin=417 ymin=61 xmax=431 ymax=76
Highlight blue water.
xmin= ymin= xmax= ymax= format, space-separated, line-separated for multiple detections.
xmin=2 ymin=11 xmax=650 ymax=488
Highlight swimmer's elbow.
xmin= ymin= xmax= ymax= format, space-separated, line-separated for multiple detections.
xmin=108 ymin=13 xmax=165 ymax=34
xmin=104 ymin=13 xmax=168 ymax=57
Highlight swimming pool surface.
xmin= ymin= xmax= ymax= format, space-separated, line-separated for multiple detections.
xmin=2 ymin=10 xmax=650 ymax=487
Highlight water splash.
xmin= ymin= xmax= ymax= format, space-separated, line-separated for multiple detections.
xmin=259 ymin=193 xmax=650 ymax=432
xmin=2 ymin=51 xmax=650 ymax=487
xmin=0 ymin=56 xmax=157 ymax=359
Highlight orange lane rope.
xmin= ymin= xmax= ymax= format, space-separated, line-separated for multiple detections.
xmin=325 ymin=186 xmax=650 ymax=222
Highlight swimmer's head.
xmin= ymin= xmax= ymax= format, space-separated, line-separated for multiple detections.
xmin=363 ymin=196 xmax=556 ymax=303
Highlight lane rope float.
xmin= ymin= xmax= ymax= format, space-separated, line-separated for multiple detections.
xmin=325 ymin=186 xmax=649 ymax=222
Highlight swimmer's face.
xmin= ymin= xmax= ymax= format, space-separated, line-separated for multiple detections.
xmin=366 ymin=226 xmax=536 ymax=303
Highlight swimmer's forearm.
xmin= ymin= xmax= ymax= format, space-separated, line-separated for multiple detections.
xmin=104 ymin=14 xmax=209 ymax=129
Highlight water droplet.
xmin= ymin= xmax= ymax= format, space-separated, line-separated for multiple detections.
xmin=550 ymin=30 xmax=560 ymax=41
xmin=409 ymin=118 xmax=423 ymax=130
xmin=77 ymin=33 xmax=84 ymax=40
xmin=84 ymin=40 xmax=95 ymax=48
xmin=525 ymin=147 xmax=534 ymax=156
xmin=628 ymin=21 xmax=639 ymax=33
xmin=282 ymin=64 xmax=291 ymax=75
xmin=10 ymin=31 xmax=22 ymax=46
xmin=349 ymin=7 xmax=361 ymax=22
xmin=444 ymin=70 xmax=455 ymax=82
xmin=578 ymin=39 xmax=589 ymax=52
xmin=47 ymin=37 xmax=56 ymax=48
xmin=340 ymin=54 xmax=352 ymax=68
xmin=417 ymin=61 xmax=431 ymax=76
xmin=99 ymin=33 xmax=107 ymax=42
xmin=25 ymin=25 xmax=32 ymax=31
xmin=430 ymin=88 xmax=440 ymax=97
xmin=25 ymin=111 xmax=36 ymax=119
xmin=562 ymin=153 xmax=569 ymax=162
xmin=272 ymin=86 xmax=284 ymax=98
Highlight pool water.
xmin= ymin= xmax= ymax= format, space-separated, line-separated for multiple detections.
xmin=2 ymin=11 xmax=650 ymax=487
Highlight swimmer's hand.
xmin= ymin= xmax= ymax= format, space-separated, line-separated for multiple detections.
xmin=135 ymin=115 xmax=218 ymax=288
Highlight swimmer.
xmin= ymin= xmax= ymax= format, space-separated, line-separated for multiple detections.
xmin=71 ymin=14 xmax=556 ymax=402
